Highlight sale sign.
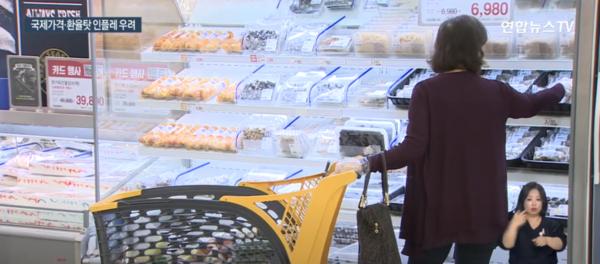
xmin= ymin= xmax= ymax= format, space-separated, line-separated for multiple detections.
xmin=46 ymin=57 xmax=106 ymax=112
xmin=420 ymin=0 xmax=512 ymax=25
xmin=108 ymin=61 xmax=171 ymax=114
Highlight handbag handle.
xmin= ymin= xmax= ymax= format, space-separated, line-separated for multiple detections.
xmin=358 ymin=153 xmax=389 ymax=208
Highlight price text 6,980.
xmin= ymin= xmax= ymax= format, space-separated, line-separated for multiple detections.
xmin=471 ymin=2 xmax=509 ymax=17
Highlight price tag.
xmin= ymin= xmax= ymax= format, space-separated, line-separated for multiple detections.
xmin=46 ymin=58 xmax=106 ymax=112
xmin=109 ymin=62 xmax=171 ymax=114
xmin=265 ymin=39 xmax=278 ymax=52
xmin=544 ymin=118 xmax=559 ymax=126
xmin=180 ymin=54 xmax=189 ymax=63
xmin=420 ymin=0 xmax=512 ymax=25
xmin=372 ymin=59 xmax=383 ymax=66
xmin=180 ymin=102 xmax=190 ymax=111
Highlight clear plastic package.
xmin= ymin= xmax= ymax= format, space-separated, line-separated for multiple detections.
xmin=312 ymin=128 xmax=339 ymax=156
xmin=273 ymin=130 xmax=312 ymax=158
xmin=284 ymin=23 xmax=327 ymax=55
xmin=182 ymin=125 xmax=238 ymax=152
xmin=392 ymin=30 xmax=431 ymax=58
xmin=311 ymin=69 xmax=366 ymax=106
xmin=505 ymin=126 xmax=539 ymax=161
xmin=480 ymin=70 xmax=542 ymax=93
xmin=173 ymin=164 xmax=244 ymax=186
xmin=317 ymin=30 xmax=353 ymax=55
xmin=139 ymin=122 xmax=239 ymax=152
xmin=152 ymin=28 xmax=243 ymax=54
xmin=483 ymin=28 xmax=513 ymax=59
xmin=344 ymin=118 xmax=398 ymax=142
xmin=242 ymin=25 xmax=284 ymax=53
xmin=289 ymin=0 xmax=323 ymax=14
xmin=240 ymin=114 xmax=289 ymax=153
xmin=354 ymin=31 xmax=391 ymax=57
xmin=237 ymin=74 xmax=280 ymax=104
xmin=277 ymin=69 xmax=328 ymax=105
xmin=310 ymin=75 xmax=353 ymax=106
xmin=348 ymin=70 xmax=406 ymax=108
xmin=517 ymin=32 xmax=558 ymax=59
xmin=533 ymin=128 xmax=570 ymax=162
xmin=325 ymin=0 xmax=355 ymax=9
xmin=559 ymin=31 xmax=575 ymax=59
xmin=2 ymin=147 xmax=94 ymax=177
xmin=338 ymin=127 xmax=389 ymax=157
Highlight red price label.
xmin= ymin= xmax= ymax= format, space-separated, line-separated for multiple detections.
xmin=471 ymin=2 xmax=509 ymax=17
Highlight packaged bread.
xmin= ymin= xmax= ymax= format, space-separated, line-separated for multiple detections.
xmin=483 ymin=41 xmax=510 ymax=58
xmin=519 ymin=33 xmax=558 ymax=59
xmin=354 ymin=31 xmax=391 ymax=56
xmin=317 ymin=33 xmax=353 ymax=54
xmin=393 ymin=31 xmax=429 ymax=57
xmin=216 ymin=83 xmax=237 ymax=103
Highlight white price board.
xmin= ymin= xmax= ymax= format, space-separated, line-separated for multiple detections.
xmin=420 ymin=0 xmax=512 ymax=25
xmin=46 ymin=58 xmax=106 ymax=113
xmin=109 ymin=62 xmax=172 ymax=114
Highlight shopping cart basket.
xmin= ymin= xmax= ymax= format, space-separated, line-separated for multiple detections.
xmin=90 ymin=169 xmax=357 ymax=264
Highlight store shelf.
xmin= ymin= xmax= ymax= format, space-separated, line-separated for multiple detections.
xmin=0 ymin=110 xmax=94 ymax=141
xmin=138 ymin=146 xmax=330 ymax=168
xmin=508 ymin=168 xmax=569 ymax=185
xmin=139 ymin=99 xmax=569 ymax=127
xmin=0 ymin=110 xmax=93 ymax=128
xmin=140 ymin=48 xmax=573 ymax=71
xmin=508 ymin=116 xmax=571 ymax=128
xmin=0 ymin=124 xmax=93 ymax=142
xmin=0 ymin=225 xmax=84 ymax=241
xmin=138 ymin=99 xmax=407 ymax=119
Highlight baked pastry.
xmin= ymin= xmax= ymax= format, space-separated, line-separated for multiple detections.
xmin=355 ymin=32 xmax=390 ymax=55
xmin=523 ymin=39 xmax=556 ymax=59
xmin=217 ymin=83 xmax=237 ymax=103
xmin=483 ymin=41 xmax=510 ymax=58
xmin=394 ymin=33 xmax=426 ymax=57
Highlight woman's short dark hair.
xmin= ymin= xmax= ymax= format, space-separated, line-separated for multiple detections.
xmin=429 ymin=15 xmax=488 ymax=74
xmin=515 ymin=181 xmax=548 ymax=217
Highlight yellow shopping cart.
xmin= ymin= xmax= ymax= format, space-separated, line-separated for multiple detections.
xmin=90 ymin=168 xmax=357 ymax=264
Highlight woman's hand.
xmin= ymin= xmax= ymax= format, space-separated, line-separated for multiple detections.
xmin=334 ymin=157 xmax=368 ymax=175
xmin=510 ymin=210 xmax=527 ymax=228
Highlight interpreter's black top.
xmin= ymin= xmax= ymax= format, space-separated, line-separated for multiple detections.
xmin=501 ymin=214 xmax=567 ymax=264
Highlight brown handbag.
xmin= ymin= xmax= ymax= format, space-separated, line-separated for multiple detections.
xmin=356 ymin=153 xmax=402 ymax=264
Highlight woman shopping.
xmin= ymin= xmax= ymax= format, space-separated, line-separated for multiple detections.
xmin=337 ymin=15 xmax=570 ymax=264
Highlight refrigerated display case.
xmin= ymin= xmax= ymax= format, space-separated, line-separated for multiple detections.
xmin=3 ymin=0 xmax=597 ymax=263
xmin=91 ymin=0 xmax=580 ymax=263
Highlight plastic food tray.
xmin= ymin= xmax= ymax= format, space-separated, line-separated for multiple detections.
xmin=505 ymin=127 xmax=543 ymax=167
xmin=521 ymin=129 xmax=569 ymax=171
